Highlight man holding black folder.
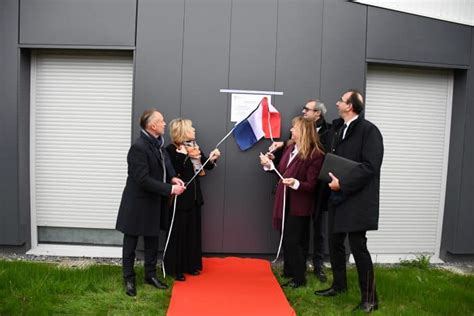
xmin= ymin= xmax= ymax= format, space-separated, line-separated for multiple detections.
xmin=314 ymin=90 xmax=383 ymax=313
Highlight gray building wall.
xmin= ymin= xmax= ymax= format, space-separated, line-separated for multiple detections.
xmin=0 ymin=0 xmax=472 ymax=258
xmin=19 ymin=0 xmax=136 ymax=47
xmin=0 ymin=0 xmax=22 ymax=246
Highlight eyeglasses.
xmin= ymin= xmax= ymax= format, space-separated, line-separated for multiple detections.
xmin=302 ymin=106 xmax=316 ymax=112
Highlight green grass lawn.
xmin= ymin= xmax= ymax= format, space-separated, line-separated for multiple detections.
xmin=0 ymin=260 xmax=472 ymax=315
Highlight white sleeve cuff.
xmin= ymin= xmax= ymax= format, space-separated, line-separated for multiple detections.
xmin=290 ymin=179 xmax=300 ymax=190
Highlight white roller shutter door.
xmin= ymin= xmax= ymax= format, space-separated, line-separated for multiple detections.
xmin=365 ymin=65 xmax=452 ymax=256
xmin=31 ymin=50 xmax=133 ymax=229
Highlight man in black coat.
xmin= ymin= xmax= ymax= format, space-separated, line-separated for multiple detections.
xmin=314 ymin=90 xmax=383 ymax=313
xmin=303 ymin=100 xmax=331 ymax=283
xmin=116 ymin=108 xmax=186 ymax=297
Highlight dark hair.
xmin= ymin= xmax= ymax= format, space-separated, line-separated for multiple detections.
xmin=140 ymin=108 xmax=158 ymax=129
xmin=346 ymin=89 xmax=364 ymax=114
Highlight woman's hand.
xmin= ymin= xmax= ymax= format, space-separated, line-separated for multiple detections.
xmin=209 ymin=148 xmax=221 ymax=162
xmin=282 ymin=178 xmax=296 ymax=187
xmin=176 ymin=145 xmax=187 ymax=155
xmin=269 ymin=141 xmax=284 ymax=153
xmin=259 ymin=153 xmax=271 ymax=167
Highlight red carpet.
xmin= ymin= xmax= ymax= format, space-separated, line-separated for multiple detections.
xmin=167 ymin=257 xmax=295 ymax=316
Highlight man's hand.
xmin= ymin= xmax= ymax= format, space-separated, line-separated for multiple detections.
xmin=209 ymin=148 xmax=221 ymax=162
xmin=268 ymin=141 xmax=284 ymax=153
xmin=172 ymin=184 xmax=186 ymax=195
xmin=171 ymin=177 xmax=185 ymax=186
xmin=328 ymin=172 xmax=341 ymax=191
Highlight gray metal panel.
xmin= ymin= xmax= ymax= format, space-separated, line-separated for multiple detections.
xmin=274 ymin=0 xmax=325 ymax=255
xmin=453 ymin=38 xmax=474 ymax=253
xmin=440 ymin=70 xmax=467 ymax=257
xmin=320 ymin=0 xmax=367 ymax=120
xmin=367 ymin=7 xmax=471 ymax=67
xmin=38 ymin=227 xmax=122 ymax=246
xmin=20 ymin=0 xmax=136 ymax=46
xmin=275 ymin=0 xmax=324 ymax=132
xmin=0 ymin=0 xmax=21 ymax=245
xmin=180 ymin=0 xmax=232 ymax=252
xmin=18 ymin=50 xmax=32 ymax=249
xmin=455 ymin=135 xmax=474 ymax=252
xmin=223 ymin=0 xmax=278 ymax=253
xmin=133 ymin=0 xmax=184 ymax=138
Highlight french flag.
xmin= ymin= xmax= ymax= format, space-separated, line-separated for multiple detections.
xmin=233 ymin=97 xmax=281 ymax=151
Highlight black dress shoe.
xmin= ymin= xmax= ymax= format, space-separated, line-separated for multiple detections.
xmin=145 ymin=277 xmax=168 ymax=289
xmin=124 ymin=280 xmax=136 ymax=297
xmin=314 ymin=287 xmax=347 ymax=297
xmin=314 ymin=268 xmax=327 ymax=283
xmin=189 ymin=270 xmax=200 ymax=276
xmin=281 ymin=280 xmax=306 ymax=289
xmin=352 ymin=302 xmax=379 ymax=313
xmin=175 ymin=274 xmax=186 ymax=281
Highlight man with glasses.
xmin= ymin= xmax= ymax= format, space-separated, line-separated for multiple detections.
xmin=315 ymin=90 xmax=383 ymax=313
xmin=116 ymin=108 xmax=186 ymax=297
xmin=269 ymin=99 xmax=331 ymax=283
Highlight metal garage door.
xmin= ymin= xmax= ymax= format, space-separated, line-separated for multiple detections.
xmin=365 ymin=65 xmax=453 ymax=260
xmin=30 ymin=50 xmax=133 ymax=239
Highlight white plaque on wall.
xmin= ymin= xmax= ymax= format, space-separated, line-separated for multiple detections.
xmin=230 ymin=93 xmax=271 ymax=122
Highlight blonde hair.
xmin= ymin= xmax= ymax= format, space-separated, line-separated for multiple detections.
xmin=290 ymin=117 xmax=324 ymax=160
xmin=169 ymin=118 xmax=193 ymax=145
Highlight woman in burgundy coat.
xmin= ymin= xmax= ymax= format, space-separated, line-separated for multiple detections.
xmin=261 ymin=117 xmax=324 ymax=288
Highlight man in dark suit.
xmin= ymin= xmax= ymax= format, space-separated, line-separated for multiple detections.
xmin=270 ymin=99 xmax=332 ymax=282
xmin=302 ymin=100 xmax=331 ymax=283
xmin=116 ymin=108 xmax=186 ymax=297
xmin=314 ymin=90 xmax=383 ymax=313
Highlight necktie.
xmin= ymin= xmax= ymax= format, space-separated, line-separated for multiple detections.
xmin=340 ymin=124 xmax=347 ymax=141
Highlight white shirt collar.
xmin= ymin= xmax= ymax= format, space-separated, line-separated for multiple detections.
xmin=344 ymin=115 xmax=359 ymax=129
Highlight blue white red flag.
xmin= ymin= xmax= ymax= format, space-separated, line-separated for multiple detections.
xmin=233 ymin=97 xmax=281 ymax=151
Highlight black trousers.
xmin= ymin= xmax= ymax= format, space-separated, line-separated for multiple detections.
xmin=312 ymin=209 xmax=326 ymax=268
xmin=122 ymin=234 xmax=159 ymax=282
xmin=302 ymin=210 xmax=326 ymax=270
xmin=283 ymin=214 xmax=310 ymax=285
xmin=328 ymin=206 xmax=378 ymax=303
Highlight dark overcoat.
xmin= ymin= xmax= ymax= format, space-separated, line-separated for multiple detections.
xmin=327 ymin=116 xmax=384 ymax=233
xmin=314 ymin=118 xmax=332 ymax=216
xmin=116 ymin=132 xmax=176 ymax=236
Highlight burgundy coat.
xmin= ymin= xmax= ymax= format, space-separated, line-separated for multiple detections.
xmin=272 ymin=143 xmax=324 ymax=230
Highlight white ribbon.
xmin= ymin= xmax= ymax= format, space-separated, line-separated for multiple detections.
xmin=268 ymin=161 xmax=286 ymax=264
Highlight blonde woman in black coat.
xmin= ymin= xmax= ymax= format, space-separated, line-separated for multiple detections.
xmin=164 ymin=118 xmax=220 ymax=281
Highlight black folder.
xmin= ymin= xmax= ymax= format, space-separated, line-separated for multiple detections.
xmin=318 ymin=153 xmax=360 ymax=182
